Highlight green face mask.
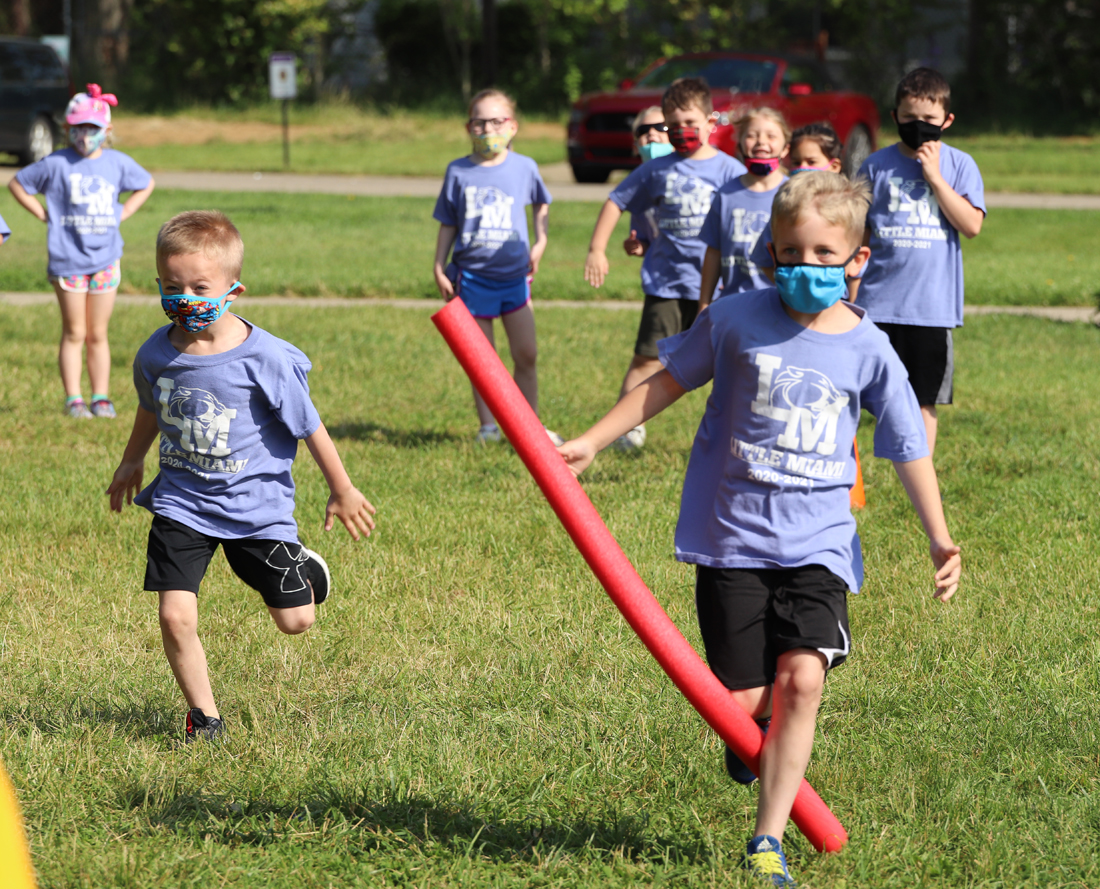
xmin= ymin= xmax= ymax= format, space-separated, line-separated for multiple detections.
xmin=472 ymin=132 xmax=509 ymax=159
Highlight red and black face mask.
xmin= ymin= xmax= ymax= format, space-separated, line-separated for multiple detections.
xmin=669 ymin=125 xmax=703 ymax=155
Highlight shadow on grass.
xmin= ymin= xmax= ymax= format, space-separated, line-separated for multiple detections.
xmin=328 ymin=421 xmax=461 ymax=448
xmin=3 ymin=699 xmax=175 ymax=740
xmin=119 ymin=786 xmax=716 ymax=865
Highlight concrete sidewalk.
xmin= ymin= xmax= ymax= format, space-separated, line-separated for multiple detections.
xmin=2 ymin=166 xmax=1098 ymax=208
xmin=2 ymin=291 xmax=1097 ymax=323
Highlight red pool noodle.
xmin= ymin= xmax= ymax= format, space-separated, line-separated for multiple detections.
xmin=432 ymin=299 xmax=847 ymax=853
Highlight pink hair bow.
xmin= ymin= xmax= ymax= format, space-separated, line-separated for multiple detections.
xmin=86 ymin=83 xmax=119 ymax=106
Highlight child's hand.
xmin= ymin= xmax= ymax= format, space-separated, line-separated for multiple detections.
xmin=916 ymin=140 xmax=944 ymax=186
xmin=557 ymin=438 xmax=598 ymax=478
xmin=930 ymin=538 xmax=961 ymax=602
xmin=529 ymin=241 xmax=547 ymax=275
xmin=325 ymin=485 xmax=377 ymax=540
xmin=434 ymin=267 xmax=456 ymax=301
xmin=622 ymin=230 xmax=646 ymax=257
xmin=106 ymin=460 xmax=144 ymax=512
xmin=584 ymin=250 xmax=610 ymax=288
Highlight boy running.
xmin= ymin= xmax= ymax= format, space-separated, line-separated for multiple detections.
xmin=851 ymin=68 xmax=986 ymax=454
xmin=583 ymin=77 xmax=745 ymax=449
xmin=107 ymin=211 xmax=376 ymax=743
xmin=560 ymin=173 xmax=960 ymax=887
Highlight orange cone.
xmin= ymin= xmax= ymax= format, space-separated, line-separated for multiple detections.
xmin=849 ymin=439 xmax=866 ymax=511
xmin=0 ymin=760 xmax=37 ymax=888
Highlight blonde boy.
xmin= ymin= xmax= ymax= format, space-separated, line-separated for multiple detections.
xmin=107 ymin=211 xmax=376 ymax=743
xmin=560 ymin=173 xmax=960 ymax=886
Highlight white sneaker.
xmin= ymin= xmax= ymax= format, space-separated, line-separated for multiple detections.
xmin=544 ymin=427 xmax=564 ymax=447
xmin=476 ymin=423 xmax=502 ymax=444
xmin=613 ymin=425 xmax=646 ymax=451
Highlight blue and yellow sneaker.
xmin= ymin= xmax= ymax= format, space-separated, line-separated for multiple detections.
xmin=724 ymin=717 xmax=770 ymax=785
xmin=744 ymin=834 xmax=796 ymax=887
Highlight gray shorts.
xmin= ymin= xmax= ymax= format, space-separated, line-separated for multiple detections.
xmin=634 ymin=295 xmax=699 ymax=358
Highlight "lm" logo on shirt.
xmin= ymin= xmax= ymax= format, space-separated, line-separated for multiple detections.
xmin=749 ymin=354 xmax=849 ymax=456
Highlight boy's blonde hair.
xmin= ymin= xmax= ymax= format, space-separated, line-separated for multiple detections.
xmin=662 ymin=78 xmax=713 ymax=117
xmin=771 ymin=172 xmax=871 ymax=243
xmin=737 ymin=107 xmax=791 ymax=146
xmin=156 ymin=211 xmax=244 ymax=280
xmin=632 ymin=105 xmax=664 ymax=133
xmin=467 ymin=88 xmax=516 ymax=120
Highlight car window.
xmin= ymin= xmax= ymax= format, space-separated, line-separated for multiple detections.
xmin=25 ymin=45 xmax=64 ymax=82
xmin=781 ymin=63 xmax=829 ymax=92
xmin=636 ymin=58 xmax=778 ymax=94
xmin=0 ymin=44 xmax=28 ymax=84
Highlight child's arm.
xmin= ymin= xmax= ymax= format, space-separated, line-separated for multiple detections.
xmin=529 ymin=202 xmax=549 ymax=275
xmin=583 ymin=200 xmax=625 ymax=289
xmin=892 ymin=455 xmax=961 ymax=601
xmin=698 ymin=247 xmax=721 ymax=310
xmin=7 ymin=179 xmax=47 ymax=223
xmin=106 ymin=406 xmax=160 ymax=511
xmin=433 ymin=224 xmax=459 ymax=300
xmin=916 ymin=142 xmax=984 ymax=238
xmin=304 ymin=422 xmax=377 ymax=540
xmin=558 ymin=369 xmax=686 ymax=476
xmin=120 ymin=177 xmax=156 ymax=222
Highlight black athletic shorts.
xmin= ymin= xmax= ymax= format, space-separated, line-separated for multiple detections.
xmin=876 ymin=322 xmax=953 ymax=406
xmin=634 ymin=295 xmax=699 ymax=358
xmin=145 ymin=516 xmax=315 ymax=609
xmin=695 ymin=565 xmax=851 ymax=690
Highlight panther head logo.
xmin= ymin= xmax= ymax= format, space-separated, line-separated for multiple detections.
xmin=770 ymin=366 xmax=846 ymax=416
xmin=165 ymin=386 xmax=232 ymax=453
xmin=69 ymin=174 xmax=116 ymax=216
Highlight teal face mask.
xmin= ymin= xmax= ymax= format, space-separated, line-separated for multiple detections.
xmin=639 ymin=141 xmax=675 ymax=163
xmin=772 ymin=248 xmax=860 ymax=314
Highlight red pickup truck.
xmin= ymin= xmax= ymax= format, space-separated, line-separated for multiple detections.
xmin=567 ymin=52 xmax=879 ymax=183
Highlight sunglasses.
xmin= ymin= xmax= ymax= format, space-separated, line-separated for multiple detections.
xmin=634 ymin=122 xmax=669 ymax=138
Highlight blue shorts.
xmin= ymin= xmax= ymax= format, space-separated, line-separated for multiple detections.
xmin=455 ymin=269 xmax=531 ymax=319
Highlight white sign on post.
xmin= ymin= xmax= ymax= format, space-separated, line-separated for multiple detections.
xmin=269 ymin=52 xmax=298 ymax=100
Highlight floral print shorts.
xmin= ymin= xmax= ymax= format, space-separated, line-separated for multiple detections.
xmin=51 ymin=258 xmax=121 ymax=293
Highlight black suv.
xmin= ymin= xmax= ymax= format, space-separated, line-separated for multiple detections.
xmin=0 ymin=38 xmax=70 ymax=165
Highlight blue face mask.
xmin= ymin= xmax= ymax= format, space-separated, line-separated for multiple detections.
xmin=639 ymin=141 xmax=675 ymax=163
xmin=159 ymin=281 xmax=240 ymax=332
xmin=772 ymin=248 xmax=860 ymax=314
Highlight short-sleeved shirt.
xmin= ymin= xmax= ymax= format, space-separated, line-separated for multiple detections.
xmin=657 ymin=289 xmax=928 ymax=591
xmin=700 ymin=176 xmax=786 ymax=295
xmin=15 ymin=148 xmax=151 ymax=277
xmin=855 ymin=143 xmax=986 ymax=328
xmin=433 ymin=152 xmax=552 ymax=281
xmin=132 ymin=319 xmax=323 ymax=542
xmin=0 ymin=213 xmax=9 ymax=242
xmin=609 ymin=151 xmax=746 ymax=300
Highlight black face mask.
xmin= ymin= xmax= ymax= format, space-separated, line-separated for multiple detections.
xmin=896 ymin=117 xmax=942 ymax=150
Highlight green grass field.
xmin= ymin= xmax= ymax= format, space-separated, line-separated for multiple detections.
xmin=4 ymin=105 xmax=1091 ymax=192
xmin=1 ymin=188 xmax=1097 ymax=307
xmin=1 ymin=303 xmax=1099 ymax=887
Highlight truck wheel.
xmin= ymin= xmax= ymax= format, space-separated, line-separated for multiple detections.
xmin=841 ymin=125 xmax=872 ymax=178
xmin=571 ymin=164 xmax=611 ymax=184
xmin=19 ymin=116 xmax=55 ymax=165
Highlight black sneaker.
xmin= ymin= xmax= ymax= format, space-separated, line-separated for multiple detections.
xmin=302 ymin=547 xmax=331 ymax=605
xmin=185 ymin=708 xmax=225 ymax=743
xmin=724 ymin=717 xmax=770 ymax=785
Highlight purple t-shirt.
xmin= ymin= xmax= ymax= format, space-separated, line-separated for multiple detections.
xmin=15 ymin=148 xmax=151 ymax=277
xmin=433 ymin=152 xmax=552 ymax=281
xmin=657 ymin=289 xmax=928 ymax=591
xmin=856 ymin=143 xmax=986 ymax=327
xmin=699 ymin=176 xmax=786 ymax=295
xmin=133 ymin=320 xmax=322 ymax=542
xmin=610 ymin=151 xmax=746 ymax=300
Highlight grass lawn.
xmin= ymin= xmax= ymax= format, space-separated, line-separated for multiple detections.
xmin=1 ymin=187 xmax=1098 ymax=307
xmin=4 ymin=104 xmax=1094 ymax=192
xmin=1 ymin=303 xmax=1099 ymax=887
